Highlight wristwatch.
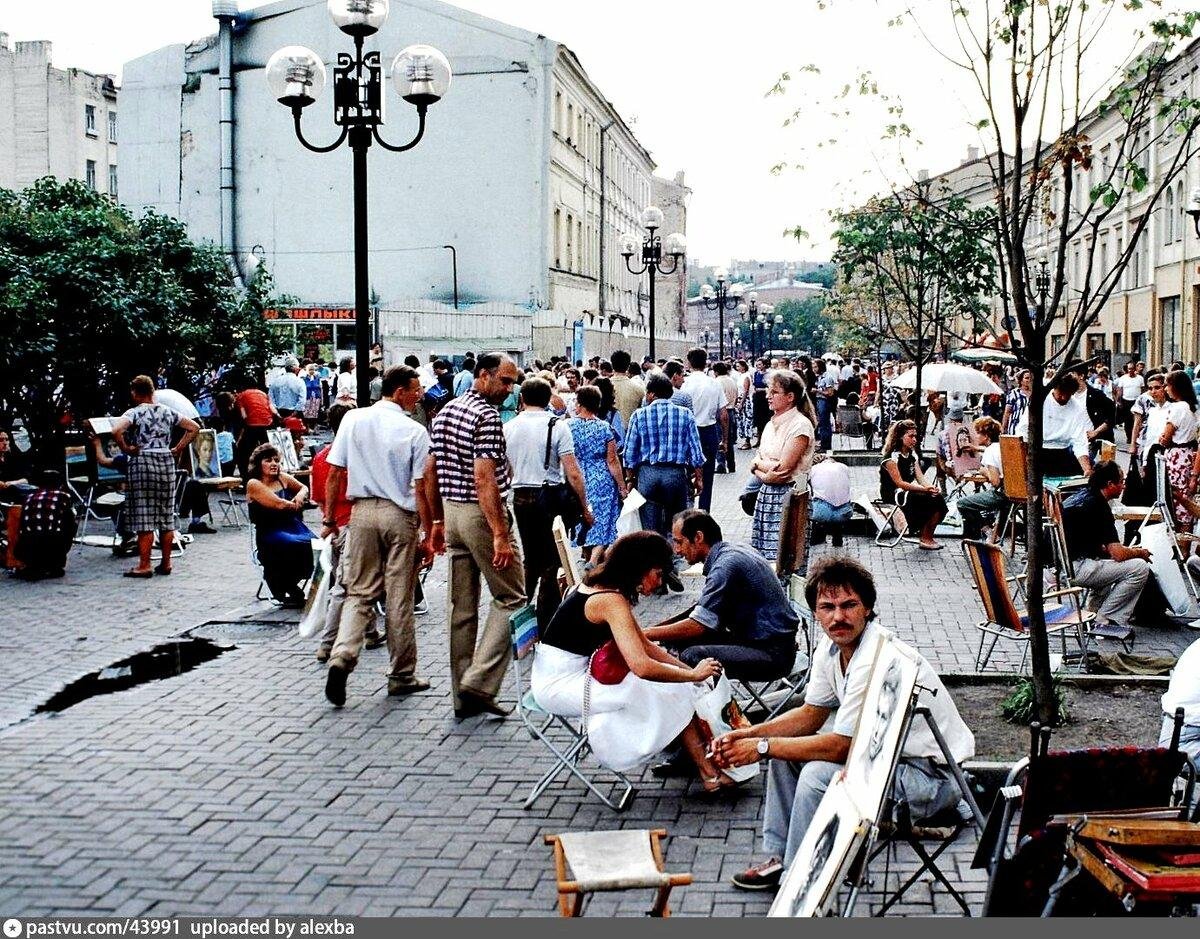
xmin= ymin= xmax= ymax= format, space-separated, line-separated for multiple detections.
xmin=756 ymin=738 xmax=770 ymax=761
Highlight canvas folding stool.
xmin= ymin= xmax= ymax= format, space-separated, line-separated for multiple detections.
xmin=509 ymin=604 xmax=635 ymax=812
xmin=544 ymin=829 xmax=691 ymax=917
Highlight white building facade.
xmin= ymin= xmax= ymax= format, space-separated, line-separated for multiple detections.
xmin=120 ymin=0 xmax=686 ymax=363
xmin=0 ymin=35 xmax=118 ymax=195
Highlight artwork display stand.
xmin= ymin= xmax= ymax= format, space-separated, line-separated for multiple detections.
xmin=839 ymin=684 xmax=986 ymax=917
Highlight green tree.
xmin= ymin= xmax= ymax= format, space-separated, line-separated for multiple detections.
xmin=772 ymin=295 xmax=834 ymax=353
xmin=0 ymin=177 xmax=289 ymax=460
xmin=798 ymin=264 xmax=836 ymax=289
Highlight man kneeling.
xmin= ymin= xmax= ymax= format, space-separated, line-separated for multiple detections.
xmin=714 ymin=556 xmax=974 ymax=891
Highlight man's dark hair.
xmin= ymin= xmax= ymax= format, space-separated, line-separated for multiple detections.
xmin=1052 ymin=372 xmax=1081 ymax=397
xmin=674 ymin=508 xmax=722 ymax=546
xmin=403 ymin=354 xmax=420 ymax=368
xmin=368 ymin=366 xmax=379 ymax=380
xmin=712 ymin=361 xmax=730 ymax=376
xmin=663 ymin=360 xmax=685 ymax=379
xmin=520 ymin=377 xmax=552 ymax=408
xmin=805 ymin=555 xmax=878 ymax=620
xmin=434 ymin=359 xmax=451 ymax=371
xmin=474 ymin=352 xmax=504 ymax=377
xmin=628 ymin=362 xmax=641 ymax=378
xmin=381 ymin=365 xmax=420 ymax=397
xmin=327 ymin=402 xmax=354 ymax=434
xmin=686 ymin=347 xmax=708 ymax=370
xmin=585 ymin=530 xmax=675 ymax=604
xmin=645 ymin=373 xmax=673 ymax=399
xmin=339 ymin=356 xmax=353 ymax=373
xmin=1089 ymin=459 xmax=1123 ymax=491
xmin=599 ymin=359 xmax=613 ymax=373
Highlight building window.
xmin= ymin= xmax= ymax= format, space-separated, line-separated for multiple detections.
xmin=554 ymin=208 xmax=561 ymax=267
xmin=85 ymin=104 xmax=97 ymax=136
xmin=108 ymin=164 xmax=118 ymax=197
xmin=1130 ymin=331 xmax=1147 ymax=362
xmin=108 ymin=111 xmax=117 ymax=143
xmin=1163 ymin=186 xmax=1175 ymax=245
xmin=85 ymin=160 xmax=97 ymax=190
xmin=1177 ymin=181 xmax=1185 ymax=244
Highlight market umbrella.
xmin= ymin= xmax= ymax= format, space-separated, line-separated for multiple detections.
xmin=888 ymin=362 xmax=1003 ymax=395
xmin=951 ymin=346 xmax=1019 ymax=366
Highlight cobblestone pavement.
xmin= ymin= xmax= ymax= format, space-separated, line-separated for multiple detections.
xmin=0 ymin=452 xmax=1192 ymax=917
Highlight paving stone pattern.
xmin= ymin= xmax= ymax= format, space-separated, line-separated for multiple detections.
xmin=0 ymin=454 xmax=1192 ymax=918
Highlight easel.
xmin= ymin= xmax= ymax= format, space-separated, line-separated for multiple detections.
xmin=1143 ymin=454 xmax=1200 ymax=609
xmin=840 ymin=682 xmax=987 ymax=916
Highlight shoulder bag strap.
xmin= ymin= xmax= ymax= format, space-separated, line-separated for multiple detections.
xmin=544 ymin=416 xmax=559 ymax=472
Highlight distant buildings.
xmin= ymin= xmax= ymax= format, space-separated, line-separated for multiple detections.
xmin=0 ymin=34 xmax=118 ymax=195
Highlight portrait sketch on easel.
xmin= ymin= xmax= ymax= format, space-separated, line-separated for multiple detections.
xmin=842 ymin=636 xmax=920 ymax=821
xmin=769 ymin=777 xmax=867 ymax=918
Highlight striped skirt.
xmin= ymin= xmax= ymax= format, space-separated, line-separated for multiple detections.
xmin=751 ymin=482 xmax=791 ymax=561
xmin=127 ymin=452 xmax=177 ymax=532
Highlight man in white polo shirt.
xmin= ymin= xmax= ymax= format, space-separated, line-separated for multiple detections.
xmin=715 ymin=556 xmax=973 ymax=891
xmin=681 ymin=347 xmax=728 ymax=512
xmin=321 ymin=365 xmax=437 ymax=707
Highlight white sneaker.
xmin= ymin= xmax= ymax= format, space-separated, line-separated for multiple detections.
xmin=414 ymin=597 xmax=429 ymax=616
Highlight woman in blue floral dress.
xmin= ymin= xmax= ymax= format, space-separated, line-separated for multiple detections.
xmin=570 ymin=385 xmax=628 ymax=562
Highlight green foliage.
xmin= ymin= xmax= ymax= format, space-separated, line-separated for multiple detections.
xmin=1000 ymin=676 xmax=1070 ymax=727
xmin=0 ymin=177 xmax=289 ymax=458
xmin=772 ymin=296 xmax=833 ymax=353
xmin=798 ymin=265 xmax=837 ymax=289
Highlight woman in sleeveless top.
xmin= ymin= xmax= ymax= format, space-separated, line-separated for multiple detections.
xmin=531 ymin=531 xmax=734 ymax=789
xmin=245 ymin=442 xmax=315 ymax=606
xmin=880 ymin=419 xmax=947 ymax=549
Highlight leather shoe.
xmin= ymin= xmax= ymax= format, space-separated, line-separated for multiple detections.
xmin=388 ymin=677 xmax=431 ymax=696
xmin=650 ymin=753 xmax=695 ymax=779
xmin=456 ymin=689 xmax=511 ymax=719
xmin=325 ymin=663 xmax=348 ymax=707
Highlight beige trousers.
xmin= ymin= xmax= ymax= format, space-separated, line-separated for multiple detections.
xmin=444 ymin=499 xmax=527 ymax=708
xmin=331 ymin=498 xmax=419 ymax=680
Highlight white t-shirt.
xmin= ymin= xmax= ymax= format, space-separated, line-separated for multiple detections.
xmin=758 ymin=408 xmax=814 ymax=488
xmin=326 ymin=400 xmax=429 ymax=511
xmin=1115 ymin=374 xmax=1144 ymax=402
xmin=979 ymin=441 xmax=1003 ymax=489
xmin=805 ymin=621 xmax=975 ymax=764
xmin=503 ymin=410 xmax=575 ymax=487
xmin=681 ymin=371 xmax=724 ymax=427
xmin=1162 ymin=637 xmax=1200 ymax=731
xmin=810 ymin=459 xmax=851 ymax=507
xmin=1163 ymin=400 xmax=1198 ymax=445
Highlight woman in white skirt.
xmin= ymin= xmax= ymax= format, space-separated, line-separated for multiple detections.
xmin=532 ymin=531 xmax=735 ymax=791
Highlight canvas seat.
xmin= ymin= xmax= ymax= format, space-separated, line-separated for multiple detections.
xmin=545 ymin=829 xmax=692 ymax=917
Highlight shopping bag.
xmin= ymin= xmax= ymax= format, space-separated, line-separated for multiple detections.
xmin=298 ymin=536 xmax=334 ymax=638
xmin=694 ymin=674 xmax=760 ymax=783
xmin=615 ymin=488 xmax=647 ymax=538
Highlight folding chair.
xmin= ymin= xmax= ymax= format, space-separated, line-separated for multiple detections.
xmin=1042 ymin=488 xmax=1133 ymax=652
xmin=835 ymin=404 xmax=864 ymax=451
xmin=510 ymin=604 xmax=635 ymax=811
xmin=962 ymin=539 xmax=1090 ymax=672
xmin=993 ymin=435 xmax=1030 ymax=555
xmin=975 ymin=714 xmax=1197 ymax=916
xmin=544 ymin=829 xmax=692 ymax=917
xmin=735 ymin=573 xmax=813 ymax=720
xmin=552 ymin=515 xmax=582 ymax=588
xmin=871 ymin=490 xmax=908 ymax=548
xmin=249 ymin=523 xmax=276 ymax=603
xmin=201 ymin=476 xmax=247 ymax=528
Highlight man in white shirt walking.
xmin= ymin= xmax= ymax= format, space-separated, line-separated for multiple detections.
xmin=681 ymin=348 xmax=728 ymax=512
xmin=1114 ymin=360 xmax=1145 ymax=441
xmin=1016 ymin=372 xmax=1094 ymax=478
xmin=321 ymin=365 xmax=438 ymax=707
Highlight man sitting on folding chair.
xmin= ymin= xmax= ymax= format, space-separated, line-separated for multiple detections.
xmin=1060 ymin=460 xmax=1151 ymax=640
xmin=712 ymin=556 xmax=974 ymax=892
xmin=642 ymin=509 xmax=800 ymax=778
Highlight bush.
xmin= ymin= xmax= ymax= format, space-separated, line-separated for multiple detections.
xmin=1000 ymin=676 xmax=1070 ymax=727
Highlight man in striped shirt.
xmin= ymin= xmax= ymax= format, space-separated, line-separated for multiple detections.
xmin=624 ymin=373 xmax=705 ymax=538
xmin=429 ymin=352 xmax=527 ymax=720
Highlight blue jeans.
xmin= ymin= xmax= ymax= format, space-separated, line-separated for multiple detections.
xmin=815 ymin=398 xmax=834 ymax=451
xmin=698 ymin=423 xmax=721 ymax=512
xmin=637 ymin=464 xmax=691 ymax=538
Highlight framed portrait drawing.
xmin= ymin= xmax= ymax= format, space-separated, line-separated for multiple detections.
xmin=769 ymin=776 xmax=868 ymax=918
xmin=190 ymin=429 xmax=220 ymax=479
xmin=842 ymin=636 xmax=920 ymax=822
xmin=946 ymin=420 xmax=982 ymax=477
xmin=267 ymin=428 xmax=300 ymax=473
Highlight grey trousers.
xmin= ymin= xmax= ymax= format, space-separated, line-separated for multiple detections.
xmin=763 ymin=758 xmax=962 ymax=866
xmin=1071 ymin=556 xmax=1150 ymax=625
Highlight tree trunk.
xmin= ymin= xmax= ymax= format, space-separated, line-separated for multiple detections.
xmin=1024 ymin=366 xmax=1057 ymax=725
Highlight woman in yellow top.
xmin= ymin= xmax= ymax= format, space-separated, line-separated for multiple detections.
xmin=750 ymin=370 xmax=815 ymax=562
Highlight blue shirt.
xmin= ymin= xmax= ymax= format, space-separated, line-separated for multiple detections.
xmin=268 ymin=372 xmax=306 ymax=412
xmin=623 ymin=398 xmax=704 ymax=469
xmin=693 ymin=541 xmax=799 ymax=642
xmin=453 ymin=370 xmax=474 ymax=397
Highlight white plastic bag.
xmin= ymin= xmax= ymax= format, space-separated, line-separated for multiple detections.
xmin=615 ymin=488 xmax=647 ymax=538
xmin=298 ymin=536 xmax=334 ymax=638
xmin=694 ymin=674 xmax=760 ymax=783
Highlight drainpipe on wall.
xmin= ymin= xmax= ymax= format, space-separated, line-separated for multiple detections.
xmin=598 ymin=120 xmax=614 ymax=326
xmin=213 ymin=1 xmax=244 ymax=284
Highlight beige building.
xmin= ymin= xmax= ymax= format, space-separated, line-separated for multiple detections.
xmin=652 ymin=170 xmax=690 ymax=333
xmin=930 ymin=38 xmax=1200 ymax=367
xmin=0 ymin=35 xmax=118 ymax=195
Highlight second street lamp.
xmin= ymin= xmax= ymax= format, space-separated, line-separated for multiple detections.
xmin=621 ymin=206 xmax=685 ymax=361
xmin=700 ymin=268 xmax=743 ymax=359
xmin=267 ymin=0 xmax=452 ymax=406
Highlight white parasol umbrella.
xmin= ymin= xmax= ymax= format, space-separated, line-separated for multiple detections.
xmin=951 ymin=346 xmax=1019 ymax=366
xmin=887 ymin=362 xmax=1002 ymax=395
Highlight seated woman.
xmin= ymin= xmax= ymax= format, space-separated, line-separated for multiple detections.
xmin=245 ymin=443 xmax=315 ymax=607
xmin=880 ymin=419 xmax=947 ymax=550
xmin=531 ymin=530 xmax=734 ymax=792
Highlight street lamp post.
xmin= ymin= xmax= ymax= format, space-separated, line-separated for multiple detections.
xmin=728 ymin=325 xmax=738 ymax=358
xmin=736 ymin=291 xmax=760 ymax=358
xmin=621 ymin=206 xmax=686 ymax=361
xmin=699 ymin=268 xmax=743 ymax=359
xmin=701 ymin=329 xmax=711 ymax=355
xmin=779 ymin=329 xmax=793 ymax=352
xmin=267 ymin=0 xmax=451 ymax=406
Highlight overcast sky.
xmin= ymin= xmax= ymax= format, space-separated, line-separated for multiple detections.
xmin=1 ymin=0 xmax=1186 ymax=265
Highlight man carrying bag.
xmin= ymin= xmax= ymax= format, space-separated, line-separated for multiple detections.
xmin=504 ymin=378 xmax=593 ymax=627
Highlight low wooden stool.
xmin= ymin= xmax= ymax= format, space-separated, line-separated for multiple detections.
xmin=545 ymin=829 xmax=692 ymax=917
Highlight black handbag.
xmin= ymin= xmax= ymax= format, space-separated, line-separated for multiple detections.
xmin=539 ymin=417 xmax=583 ymax=528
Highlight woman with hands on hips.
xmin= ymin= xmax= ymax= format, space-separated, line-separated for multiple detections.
xmin=530 ymin=530 xmax=736 ymax=792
